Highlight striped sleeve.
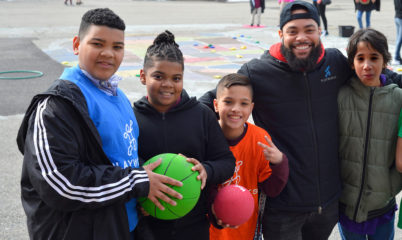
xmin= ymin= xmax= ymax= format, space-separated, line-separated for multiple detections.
xmin=23 ymin=97 xmax=149 ymax=210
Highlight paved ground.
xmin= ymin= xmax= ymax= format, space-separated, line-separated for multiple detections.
xmin=1 ymin=0 xmax=402 ymax=239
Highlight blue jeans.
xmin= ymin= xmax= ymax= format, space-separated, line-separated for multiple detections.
xmin=337 ymin=216 xmax=395 ymax=240
xmin=395 ymin=17 xmax=402 ymax=60
xmin=357 ymin=10 xmax=371 ymax=29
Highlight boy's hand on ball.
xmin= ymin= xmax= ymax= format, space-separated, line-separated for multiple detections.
xmin=258 ymin=136 xmax=283 ymax=165
xmin=211 ymin=204 xmax=239 ymax=229
xmin=180 ymin=154 xmax=207 ymax=190
xmin=144 ymin=158 xmax=183 ymax=210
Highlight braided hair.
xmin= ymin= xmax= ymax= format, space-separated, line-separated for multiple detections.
xmin=143 ymin=30 xmax=184 ymax=71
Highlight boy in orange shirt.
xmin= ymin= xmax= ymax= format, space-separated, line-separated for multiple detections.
xmin=209 ymin=73 xmax=289 ymax=240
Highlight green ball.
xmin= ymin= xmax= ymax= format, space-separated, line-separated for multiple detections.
xmin=138 ymin=153 xmax=201 ymax=220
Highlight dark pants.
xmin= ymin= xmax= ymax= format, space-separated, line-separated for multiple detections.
xmin=262 ymin=200 xmax=338 ymax=240
xmin=313 ymin=1 xmax=328 ymax=31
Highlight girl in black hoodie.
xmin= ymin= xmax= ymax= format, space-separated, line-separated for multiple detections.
xmin=132 ymin=30 xmax=235 ymax=240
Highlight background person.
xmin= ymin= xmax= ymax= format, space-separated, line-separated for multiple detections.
xmin=393 ymin=0 xmax=402 ymax=65
xmin=313 ymin=0 xmax=329 ymax=36
xmin=354 ymin=0 xmax=380 ymax=29
xmin=250 ymin=0 xmax=265 ymax=27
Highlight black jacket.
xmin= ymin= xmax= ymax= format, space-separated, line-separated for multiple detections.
xmin=17 ymin=79 xmax=150 ymax=240
xmin=395 ymin=0 xmax=402 ymax=18
xmin=354 ymin=0 xmax=380 ymax=12
xmin=133 ymin=89 xmax=235 ymax=240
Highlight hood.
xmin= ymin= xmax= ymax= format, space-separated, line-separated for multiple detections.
xmin=133 ymin=89 xmax=199 ymax=114
xmin=268 ymin=42 xmax=326 ymax=65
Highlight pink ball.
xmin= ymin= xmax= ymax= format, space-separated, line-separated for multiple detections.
xmin=213 ymin=185 xmax=254 ymax=226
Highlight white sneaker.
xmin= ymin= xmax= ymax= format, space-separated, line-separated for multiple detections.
xmin=392 ymin=59 xmax=401 ymax=65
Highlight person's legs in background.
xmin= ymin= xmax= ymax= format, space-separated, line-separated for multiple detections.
xmin=357 ymin=10 xmax=363 ymax=29
xmin=365 ymin=10 xmax=372 ymax=28
xmin=250 ymin=8 xmax=256 ymax=26
xmin=256 ymin=7 xmax=262 ymax=26
xmin=393 ymin=17 xmax=402 ymax=64
xmin=319 ymin=4 xmax=328 ymax=35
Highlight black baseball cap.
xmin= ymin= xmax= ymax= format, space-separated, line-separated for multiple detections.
xmin=279 ymin=1 xmax=320 ymax=30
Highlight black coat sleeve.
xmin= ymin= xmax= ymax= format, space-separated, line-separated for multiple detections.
xmin=199 ymin=89 xmax=217 ymax=112
xmin=384 ymin=68 xmax=402 ymax=87
xmin=19 ymin=96 xmax=149 ymax=212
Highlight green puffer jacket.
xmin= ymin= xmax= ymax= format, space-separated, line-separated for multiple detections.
xmin=338 ymin=76 xmax=402 ymax=223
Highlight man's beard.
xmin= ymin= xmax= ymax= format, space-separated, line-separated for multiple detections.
xmin=280 ymin=41 xmax=322 ymax=72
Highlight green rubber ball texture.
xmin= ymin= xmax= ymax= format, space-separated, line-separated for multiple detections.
xmin=138 ymin=153 xmax=201 ymax=220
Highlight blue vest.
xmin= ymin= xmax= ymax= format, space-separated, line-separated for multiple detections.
xmin=61 ymin=66 xmax=140 ymax=231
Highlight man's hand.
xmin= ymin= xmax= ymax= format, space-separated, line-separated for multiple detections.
xmin=143 ymin=159 xmax=183 ymax=210
xmin=180 ymin=154 xmax=207 ymax=190
xmin=258 ymin=136 xmax=283 ymax=165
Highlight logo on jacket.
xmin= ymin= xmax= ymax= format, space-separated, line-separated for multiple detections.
xmin=321 ymin=65 xmax=336 ymax=83
xmin=325 ymin=66 xmax=331 ymax=78
xmin=124 ymin=120 xmax=137 ymax=156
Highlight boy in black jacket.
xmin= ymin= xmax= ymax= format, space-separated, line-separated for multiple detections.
xmin=16 ymin=8 xmax=181 ymax=240
xmin=133 ymin=30 xmax=235 ymax=240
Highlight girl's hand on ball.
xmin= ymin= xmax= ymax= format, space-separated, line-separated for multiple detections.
xmin=139 ymin=206 xmax=150 ymax=216
xmin=144 ymin=158 xmax=183 ymax=210
xmin=180 ymin=154 xmax=207 ymax=190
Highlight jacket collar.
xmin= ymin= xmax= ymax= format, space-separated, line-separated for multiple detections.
xmin=268 ymin=42 xmax=325 ymax=64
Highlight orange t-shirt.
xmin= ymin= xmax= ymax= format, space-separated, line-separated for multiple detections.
xmin=209 ymin=122 xmax=272 ymax=240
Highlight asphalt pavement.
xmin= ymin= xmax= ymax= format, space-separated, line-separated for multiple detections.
xmin=0 ymin=0 xmax=401 ymax=239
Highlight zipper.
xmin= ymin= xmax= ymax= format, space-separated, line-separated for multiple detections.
xmin=353 ymin=87 xmax=375 ymax=221
xmin=303 ymin=72 xmax=322 ymax=214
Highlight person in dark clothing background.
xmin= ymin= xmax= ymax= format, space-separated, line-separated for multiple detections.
xmin=313 ymin=0 xmax=329 ymax=36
